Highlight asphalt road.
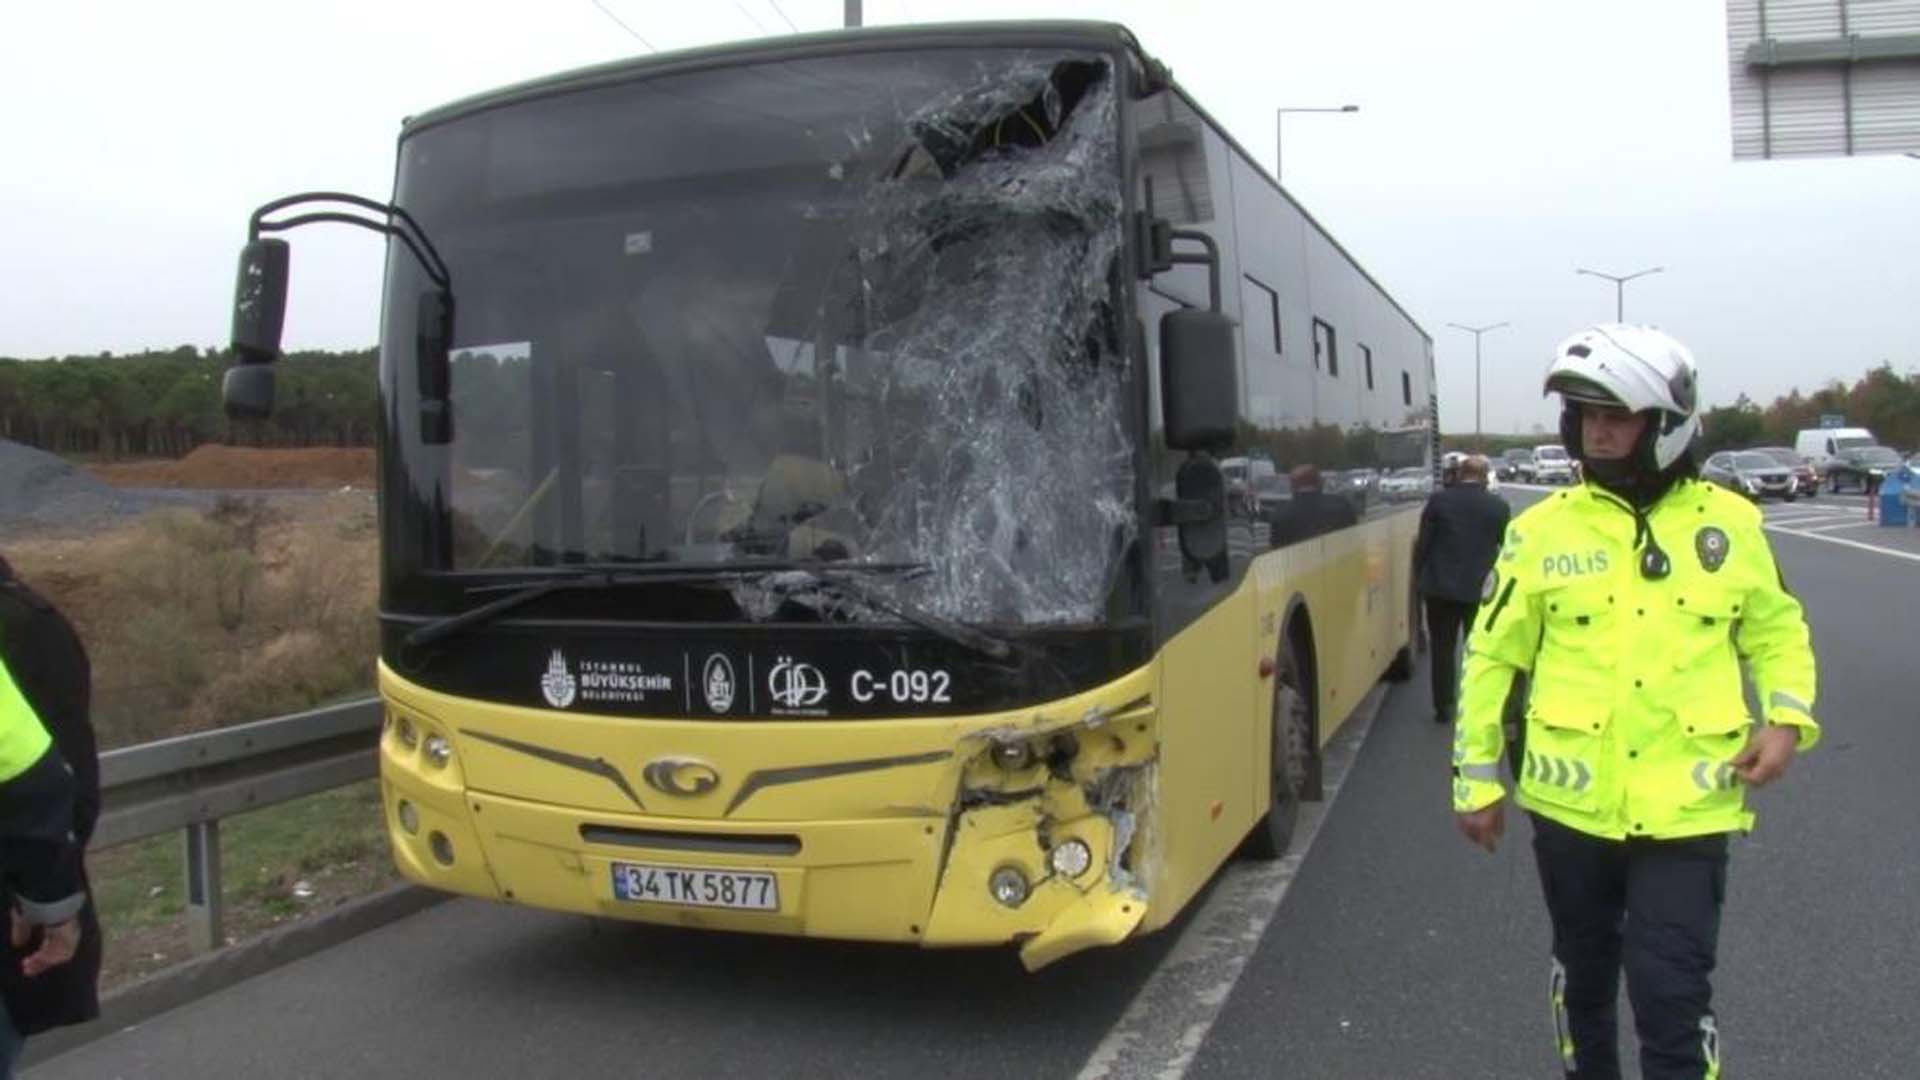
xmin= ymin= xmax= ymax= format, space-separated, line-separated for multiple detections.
xmin=28 ymin=488 xmax=1918 ymax=1079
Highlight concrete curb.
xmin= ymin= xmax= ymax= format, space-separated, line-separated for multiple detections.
xmin=22 ymin=883 xmax=451 ymax=1068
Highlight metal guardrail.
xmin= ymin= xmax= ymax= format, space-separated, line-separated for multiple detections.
xmin=95 ymin=696 xmax=383 ymax=953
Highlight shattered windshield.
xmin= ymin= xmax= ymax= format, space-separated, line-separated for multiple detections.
xmin=385 ymin=48 xmax=1134 ymax=627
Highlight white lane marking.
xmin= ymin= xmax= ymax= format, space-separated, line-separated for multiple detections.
xmin=1797 ymin=519 xmax=1886 ymax=534
xmin=1764 ymin=524 xmax=1920 ymax=564
xmin=1758 ymin=511 xmax=1850 ymax=522
xmin=1758 ymin=515 xmax=1850 ymax=526
xmin=1074 ymin=685 xmax=1387 ymax=1080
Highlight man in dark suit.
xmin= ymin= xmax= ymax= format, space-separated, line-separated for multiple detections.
xmin=1413 ymin=454 xmax=1509 ymax=724
xmin=1266 ymin=464 xmax=1359 ymax=549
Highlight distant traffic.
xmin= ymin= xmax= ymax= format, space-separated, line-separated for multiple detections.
xmin=1485 ymin=423 xmax=1919 ymax=511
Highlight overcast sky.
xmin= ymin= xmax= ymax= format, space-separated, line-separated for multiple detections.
xmin=5 ymin=0 xmax=1915 ymax=433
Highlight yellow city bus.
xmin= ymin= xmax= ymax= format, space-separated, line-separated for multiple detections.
xmin=222 ymin=21 xmax=1432 ymax=970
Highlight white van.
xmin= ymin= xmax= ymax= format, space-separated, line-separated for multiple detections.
xmin=1794 ymin=427 xmax=1876 ymax=474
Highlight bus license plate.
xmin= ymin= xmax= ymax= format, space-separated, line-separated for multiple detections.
xmin=611 ymin=862 xmax=778 ymax=911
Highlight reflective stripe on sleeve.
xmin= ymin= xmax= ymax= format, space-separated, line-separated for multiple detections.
xmin=1769 ymin=690 xmax=1812 ymax=718
xmin=1455 ymin=762 xmax=1501 ymax=782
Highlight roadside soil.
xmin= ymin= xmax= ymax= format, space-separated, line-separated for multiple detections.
xmin=88 ymin=445 xmax=375 ymax=489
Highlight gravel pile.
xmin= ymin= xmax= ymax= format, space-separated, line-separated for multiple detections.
xmin=0 ymin=439 xmax=176 ymax=532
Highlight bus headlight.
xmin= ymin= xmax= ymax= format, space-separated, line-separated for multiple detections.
xmin=423 ymin=734 xmax=452 ymax=768
xmin=395 ymin=715 xmax=418 ymax=749
xmin=397 ymin=800 xmax=420 ymax=835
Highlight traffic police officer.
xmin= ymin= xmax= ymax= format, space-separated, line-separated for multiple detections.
xmin=1452 ymin=325 xmax=1817 ymax=1080
xmin=0 ymin=653 xmax=87 ymax=1075
xmin=1 ymin=553 xmax=102 ymax=1060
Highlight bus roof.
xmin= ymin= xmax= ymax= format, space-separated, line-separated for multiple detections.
xmin=401 ymin=21 xmax=1147 ymax=136
xmin=395 ymin=19 xmax=1431 ymax=350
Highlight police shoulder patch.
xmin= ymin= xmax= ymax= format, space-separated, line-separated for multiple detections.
xmin=1695 ymin=526 xmax=1730 ymax=572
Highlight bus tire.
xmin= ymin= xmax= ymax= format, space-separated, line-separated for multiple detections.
xmin=1243 ymin=632 xmax=1316 ymax=860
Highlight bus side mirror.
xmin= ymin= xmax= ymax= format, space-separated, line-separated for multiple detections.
xmin=231 ymin=239 xmax=290 ymax=363
xmin=1174 ymin=456 xmax=1229 ymax=581
xmin=222 ymin=364 xmax=275 ymax=420
xmin=224 ymin=239 xmax=290 ymax=418
xmin=1161 ymin=308 xmax=1237 ymax=451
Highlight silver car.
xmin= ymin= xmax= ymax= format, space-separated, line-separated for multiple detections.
xmin=1703 ymin=450 xmax=1797 ymax=501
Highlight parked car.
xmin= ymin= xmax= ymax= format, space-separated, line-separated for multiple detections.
xmin=1825 ymin=444 xmax=1904 ymax=493
xmin=1380 ymin=466 xmax=1433 ymax=501
xmin=1750 ymin=446 xmax=1819 ymax=498
xmin=1220 ymin=456 xmax=1278 ymax=517
xmin=1220 ymin=457 xmax=1252 ymax=515
xmin=1703 ymin=450 xmax=1797 ymax=501
xmin=1328 ymin=468 xmax=1374 ymax=514
xmin=1532 ymin=444 xmax=1575 ymax=485
xmin=1250 ymin=470 xmax=1291 ymax=519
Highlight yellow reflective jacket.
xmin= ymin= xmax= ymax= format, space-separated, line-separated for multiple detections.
xmin=0 ymin=657 xmax=54 ymax=782
xmin=1451 ymin=478 xmax=1818 ymax=839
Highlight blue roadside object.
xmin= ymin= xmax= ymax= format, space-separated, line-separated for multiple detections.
xmin=1879 ymin=468 xmax=1911 ymax=527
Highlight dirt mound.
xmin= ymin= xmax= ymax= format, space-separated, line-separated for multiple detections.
xmin=90 ymin=445 xmax=376 ymax=489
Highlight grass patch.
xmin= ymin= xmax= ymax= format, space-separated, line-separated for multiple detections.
xmin=91 ymin=780 xmax=402 ymax=988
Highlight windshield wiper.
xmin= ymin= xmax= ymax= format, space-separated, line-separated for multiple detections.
xmin=767 ymin=569 xmax=1013 ymax=661
xmin=403 ymin=561 xmax=931 ymax=652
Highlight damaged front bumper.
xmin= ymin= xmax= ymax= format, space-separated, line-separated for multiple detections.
xmin=924 ymin=695 xmax=1157 ymax=969
xmin=380 ymin=668 xmax=1159 ymax=970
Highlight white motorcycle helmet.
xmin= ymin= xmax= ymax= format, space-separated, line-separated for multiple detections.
xmin=1544 ymin=324 xmax=1701 ymax=473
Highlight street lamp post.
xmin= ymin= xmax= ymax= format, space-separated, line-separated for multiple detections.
xmin=1447 ymin=321 xmax=1509 ymax=440
xmin=1574 ymin=265 xmax=1664 ymax=321
xmin=1275 ymin=105 xmax=1359 ymax=183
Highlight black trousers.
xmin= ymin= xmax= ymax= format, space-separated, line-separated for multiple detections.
xmin=1530 ymin=813 xmax=1729 ymax=1080
xmin=1423 ymin=596 xmax=1475 ymax=713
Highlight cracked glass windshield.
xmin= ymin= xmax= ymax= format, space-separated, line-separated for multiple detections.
xmin=386 ymin=47 xmax=1133 ymax=627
